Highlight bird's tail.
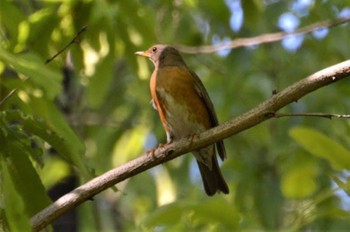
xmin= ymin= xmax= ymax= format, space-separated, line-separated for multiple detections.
xmin=196 ymin=154 xmax=229 ymax=196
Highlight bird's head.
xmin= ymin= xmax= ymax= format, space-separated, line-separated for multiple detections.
xmin=135 ymin=44 xmax=185 ymax=67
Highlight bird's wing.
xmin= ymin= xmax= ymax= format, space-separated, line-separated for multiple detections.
xmin=190 ymin=70 xmax=227 ymax=161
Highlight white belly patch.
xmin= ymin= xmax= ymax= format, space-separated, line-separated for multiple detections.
xmin=157 ymin=87 xmax=205 ymax=139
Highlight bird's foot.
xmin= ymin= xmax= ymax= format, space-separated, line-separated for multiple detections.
xmin=146 ymin=148 xmax=156 ymax=156
xmin=187 ymin=133 xmax=197 ymax=145
xmin=146 ymin=142 xmax=172 ymax=156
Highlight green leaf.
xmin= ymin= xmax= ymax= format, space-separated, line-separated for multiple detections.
xmin=0 ymin=1 xmax=26 ymax=47
xmin=289 ymin=127 xmax=350 ymax=170
xmin=281 ymin=165 xmax=319 ymax=199
xmin=0 ymin=47 xmax=62 ymax=100
xmin=190 ymin=197 xmax=238 ymax=228
xmin=198 ymin=1 xmax=230 ymax=26
xmin=1 ymin=159 xmax=32 ymax=232
xmin=86 ymin=55 xmax=114 ymax=108
xmin=141 ymin=201 xmax=187 ymax=228
xmin=141 ymin=198 xmax=237 ymax=230
xmin=0 ymin=123 xmax=52 ymax=218
xmin=38 ymin=157 xmax=71 ymax=189
xmin=2 ymin=109 xmax=91 ymax=180
xmin=332 ymin=175 xmax=350 ymax=195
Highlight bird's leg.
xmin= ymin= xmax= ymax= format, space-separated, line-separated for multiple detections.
xmin=146 ymin=131 xmax=174 ymax=156
xmin=166 ymin=131 xmax=174 ymax=144
xmin=146 ymin=143 xmax=170 ymax=156
xmin=146 ymin=148 xmax=156 ymax=156
xmin=186 ymin=133 xmax=199 ymax=146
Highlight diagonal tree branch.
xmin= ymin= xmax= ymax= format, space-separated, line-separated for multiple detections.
xmin=31 ymin=59 xmax=350 ymax=231
xmin=176 ymin=17 xmax=350 ymax=54
xmin=269 ymin=112 xmax=350 ymax=119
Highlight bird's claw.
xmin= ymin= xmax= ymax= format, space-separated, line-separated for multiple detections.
xmin=146 ymin=142 xmax=172 ymax=156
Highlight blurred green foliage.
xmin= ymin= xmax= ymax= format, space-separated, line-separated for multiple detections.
xmin=1 ymin=0 xmax=350 ymax=231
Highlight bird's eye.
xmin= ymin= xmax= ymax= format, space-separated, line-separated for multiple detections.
xmin=152 ymin=47 xmax=157 ymax=52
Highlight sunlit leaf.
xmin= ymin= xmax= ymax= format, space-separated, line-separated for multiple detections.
xmin=0 ymin=47 xmax=62 ymax=99
xmin=2 ymin=110 xmax=91 ymax=180
xmin=141 ymin=201 xmax=187 ymax=228
xmin=141 ymin=198 xmax=237 ymax=230
xmin=1 ymin=159 xmax=32 ymax=232
xmin=281 ymin=165 xmax=319 ymax=198
xmin=38 ymin=157 xmax=71 ymax=189
xmin=0 ymin=122 xmax=52 ymax=218
xmin=190 ymin=197 xmax=238 ymax=228
xmin=289 ymin=127 xmax=350 ymax=170
xmin=0 ymin=1 xmax=25 ymax=47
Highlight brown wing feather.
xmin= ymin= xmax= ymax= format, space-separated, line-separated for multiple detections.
xmin=189 ymin=70 xmax=227 ymax=161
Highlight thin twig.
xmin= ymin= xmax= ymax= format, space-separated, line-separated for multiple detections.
xmin=176 ymin=17 xmax=350 ymax=54
xmin=30 ymin=59 xmax=350 ymax=231
xmin=267 ymin=112 xmax=350 ymax=119
xmin=45 ymin=25 xmax=87 ymax=64
xmin=0 ymin=89 xmax=17 ymax=107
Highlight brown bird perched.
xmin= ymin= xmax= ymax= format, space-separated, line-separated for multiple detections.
xmin=135 ymin=45 xmax=229 ymax=196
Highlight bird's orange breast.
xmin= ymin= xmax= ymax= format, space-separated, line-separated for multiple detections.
xmin=151 ymin=66 xmax=211 ymax=139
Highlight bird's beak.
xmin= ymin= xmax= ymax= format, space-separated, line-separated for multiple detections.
xmin=135 ymin=51 xmax=150 ymax=57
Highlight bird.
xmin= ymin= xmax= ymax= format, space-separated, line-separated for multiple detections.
xmin=135 ymin=45 xmax=229 ymax=196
